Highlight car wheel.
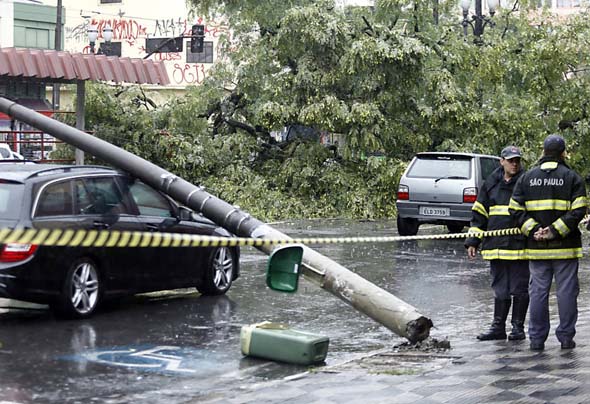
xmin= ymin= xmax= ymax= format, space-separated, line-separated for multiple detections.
xmin=197 ymin=247 xmax=235 ymax=296
xmin=397 ymin=215 xmax=419 ymax=236
xmin=54 ymin=258 xmax=101 ymax=319
xmin=446 ymin=224 xmax=465 ymax=233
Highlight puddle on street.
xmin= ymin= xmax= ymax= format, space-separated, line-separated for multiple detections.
xmin=320 ymin=336 xmax=457 ymax=376
xmin=320 ymin=350 xmax=460 ymax=376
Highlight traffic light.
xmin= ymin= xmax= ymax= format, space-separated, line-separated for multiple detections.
xmin=190 ymin=24 xmax=205 ymax=53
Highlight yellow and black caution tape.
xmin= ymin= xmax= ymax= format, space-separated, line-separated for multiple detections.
xmin=0 ymin=227 xmax=522 ymax=248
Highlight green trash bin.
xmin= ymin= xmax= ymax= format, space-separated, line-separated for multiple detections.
xmin=240 ymin=321 xmax=329 ymax=365
xmin=266 ymin=244 xmax=304 ymax=293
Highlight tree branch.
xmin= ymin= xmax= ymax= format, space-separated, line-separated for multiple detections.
xmin=362 ymin=15 xmax=375 ymax=37
xmin=224 ymin=118 xmax=258 ymax=135
xmin=501 ymin=0 xmax=520 ymax=40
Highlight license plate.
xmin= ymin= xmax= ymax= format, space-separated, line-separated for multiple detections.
xmin=419 ymin=206 xmax=450 ymax=217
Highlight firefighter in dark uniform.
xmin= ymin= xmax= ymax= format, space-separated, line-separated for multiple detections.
xmin=509 ymin=134 xmax=588 ymax=351
xmin=466 ymin=146 xmax=529 ymax=341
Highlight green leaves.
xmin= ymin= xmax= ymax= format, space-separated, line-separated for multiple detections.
xmin=74 ymin=1 xmax=590 ymax=221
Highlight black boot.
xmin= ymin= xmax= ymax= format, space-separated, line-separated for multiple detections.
xmin=477 ymin=299 xmax=511 ymax=341
xmin=508 ymin=295 xmax=529 ymax=341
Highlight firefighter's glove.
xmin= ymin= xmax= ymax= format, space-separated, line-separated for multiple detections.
xmin=533 ymin=226 xmax=556 ymax=241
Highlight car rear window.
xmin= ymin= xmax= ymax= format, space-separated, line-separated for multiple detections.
xmin=406 ymin=156 xmax=472 ymax=179
xmin=36 ymin=181 xmax=73 ymax=217
xmin=0 ymin=183 xmax=24 ymax=219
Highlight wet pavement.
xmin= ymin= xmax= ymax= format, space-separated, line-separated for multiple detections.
xmin=2 ymin=219 xmax=590 ymax=403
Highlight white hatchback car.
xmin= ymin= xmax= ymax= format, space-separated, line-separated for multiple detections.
xmin=396 ymin=152 xmax=500 ymax=235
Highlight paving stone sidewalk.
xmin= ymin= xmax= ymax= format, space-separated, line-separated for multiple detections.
xmin=203 ymin=301 xmax=590 ymax=404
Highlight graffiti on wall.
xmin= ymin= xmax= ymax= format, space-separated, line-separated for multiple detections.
xmin=153 ymin=18 xmax=188 ymax=38
xmin=152 ymin=52 xmax=183 ymax=62
xmin=65 ymin=16 xmax=231 ymax=85
xmin=67 ymin=19 xmax=149 ymax=48
xmin=172 ymin=63 xmax=207 ymax=85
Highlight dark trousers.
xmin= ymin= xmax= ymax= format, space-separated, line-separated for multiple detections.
xmin=528 ymin=259 xmax=579 ymax=343
xmin=490 ymin=259 xmax=530 ymax=300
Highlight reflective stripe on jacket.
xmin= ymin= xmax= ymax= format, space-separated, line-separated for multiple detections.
xmin=509 ymin=157 xmax=588 ymax=260
xmin=465 ymin=166 xmax=526 ymax=260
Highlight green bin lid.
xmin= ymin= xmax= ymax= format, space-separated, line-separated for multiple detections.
xmin=266 ymin=244 xmax=304 ymax=293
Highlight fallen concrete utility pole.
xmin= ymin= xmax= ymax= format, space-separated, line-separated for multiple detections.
xmin=0 ymin=97 xmax=432 ymax=343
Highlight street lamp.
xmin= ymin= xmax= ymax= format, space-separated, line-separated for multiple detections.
xmin=461 ymin=0 xmax=499 ymax=42
xmin=101 ymin=24 xmax=113 ymax=56
xmin=87 ymin=24 xmax=98 ymax=54
xmin=87 ymin=23 xmax=113 ymax=55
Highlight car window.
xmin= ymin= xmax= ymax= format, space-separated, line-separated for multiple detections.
xmin=480 ymin=158 xmax=500 ymax=181
xmin=74 ymin=180 xmax=93 ymax=214
xmin=36 ymin=181 xmax=73 ymax=217
xmin=0 ymin=148 xmax=11 ymax=158
xmin=129 ymin=182 xmax=173 ymax=217
xmin=79 ymin=177 xmax=129 ymax=215
xmin=406 ymin=156 xmax=472 ymax=179
xmin=0 ymin=183 xmax=24 ymax=219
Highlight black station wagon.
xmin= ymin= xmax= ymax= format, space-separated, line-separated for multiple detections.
xmin=0 ymin=163 xmax=239 ymax=318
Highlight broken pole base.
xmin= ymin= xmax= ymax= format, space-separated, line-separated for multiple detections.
xmin=256 ymin=227 xmax=433 ymax=343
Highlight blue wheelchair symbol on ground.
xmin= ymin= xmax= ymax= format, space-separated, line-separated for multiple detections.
xmin=65 ymin=345 xmax=226 ymax=375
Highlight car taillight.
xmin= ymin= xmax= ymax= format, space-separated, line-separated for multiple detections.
xmin=0 ymin=243 xmax=38 ymax=262
xmin=397 ymin=185 xmax=409 ymax=200
xmin=463 ymin=187 xmax=477 ymax=203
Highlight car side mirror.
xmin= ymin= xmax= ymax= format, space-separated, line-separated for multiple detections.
xmin=178 ymin=206 xmax=193 ymax=221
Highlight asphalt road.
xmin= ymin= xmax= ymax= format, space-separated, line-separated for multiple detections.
xmin=0 ymin=220 xmax=531 ymax=403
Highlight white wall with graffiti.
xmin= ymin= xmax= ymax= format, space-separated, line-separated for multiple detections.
xmin=61 ymin=0 xmax=229 ymax=88
xmin=0 ymin=0 xmax=14 ymax=48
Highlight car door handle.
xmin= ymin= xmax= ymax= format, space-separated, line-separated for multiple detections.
xmin=93 ymin=221 xmax=110 ymax=230
xmin=146 ymin=223 xmax=159 ymax=232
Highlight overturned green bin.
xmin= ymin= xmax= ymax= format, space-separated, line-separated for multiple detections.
xmin=266 ymin=244 xmax=304 ymax=293
xmin=241 ymin=321 xmax=329 ymax=365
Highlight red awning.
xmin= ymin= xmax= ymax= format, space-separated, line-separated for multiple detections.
xmin=0 ymin=47 xmax=170 ymax=85
xmin=0 ymin=98 xmax=54 ymax=121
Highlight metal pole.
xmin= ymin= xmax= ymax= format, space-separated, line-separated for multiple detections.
xmin=0 ymin=97 xmax=433 ymax=343
xmin=52 ymin=0 xmax=63 ymax=112
xmin=75 ymin=81 xmax=85 ymax=165
xmin=41 ymin=129 xmax=45 ymax=161
xmin=474 ymin=0 xmax=483 ymax=37
xmin=54 ymin=0 xmax=62 ymax=52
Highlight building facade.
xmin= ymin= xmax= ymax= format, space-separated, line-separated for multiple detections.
xmin=60 ymin=0 xmax=227 ymax=91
